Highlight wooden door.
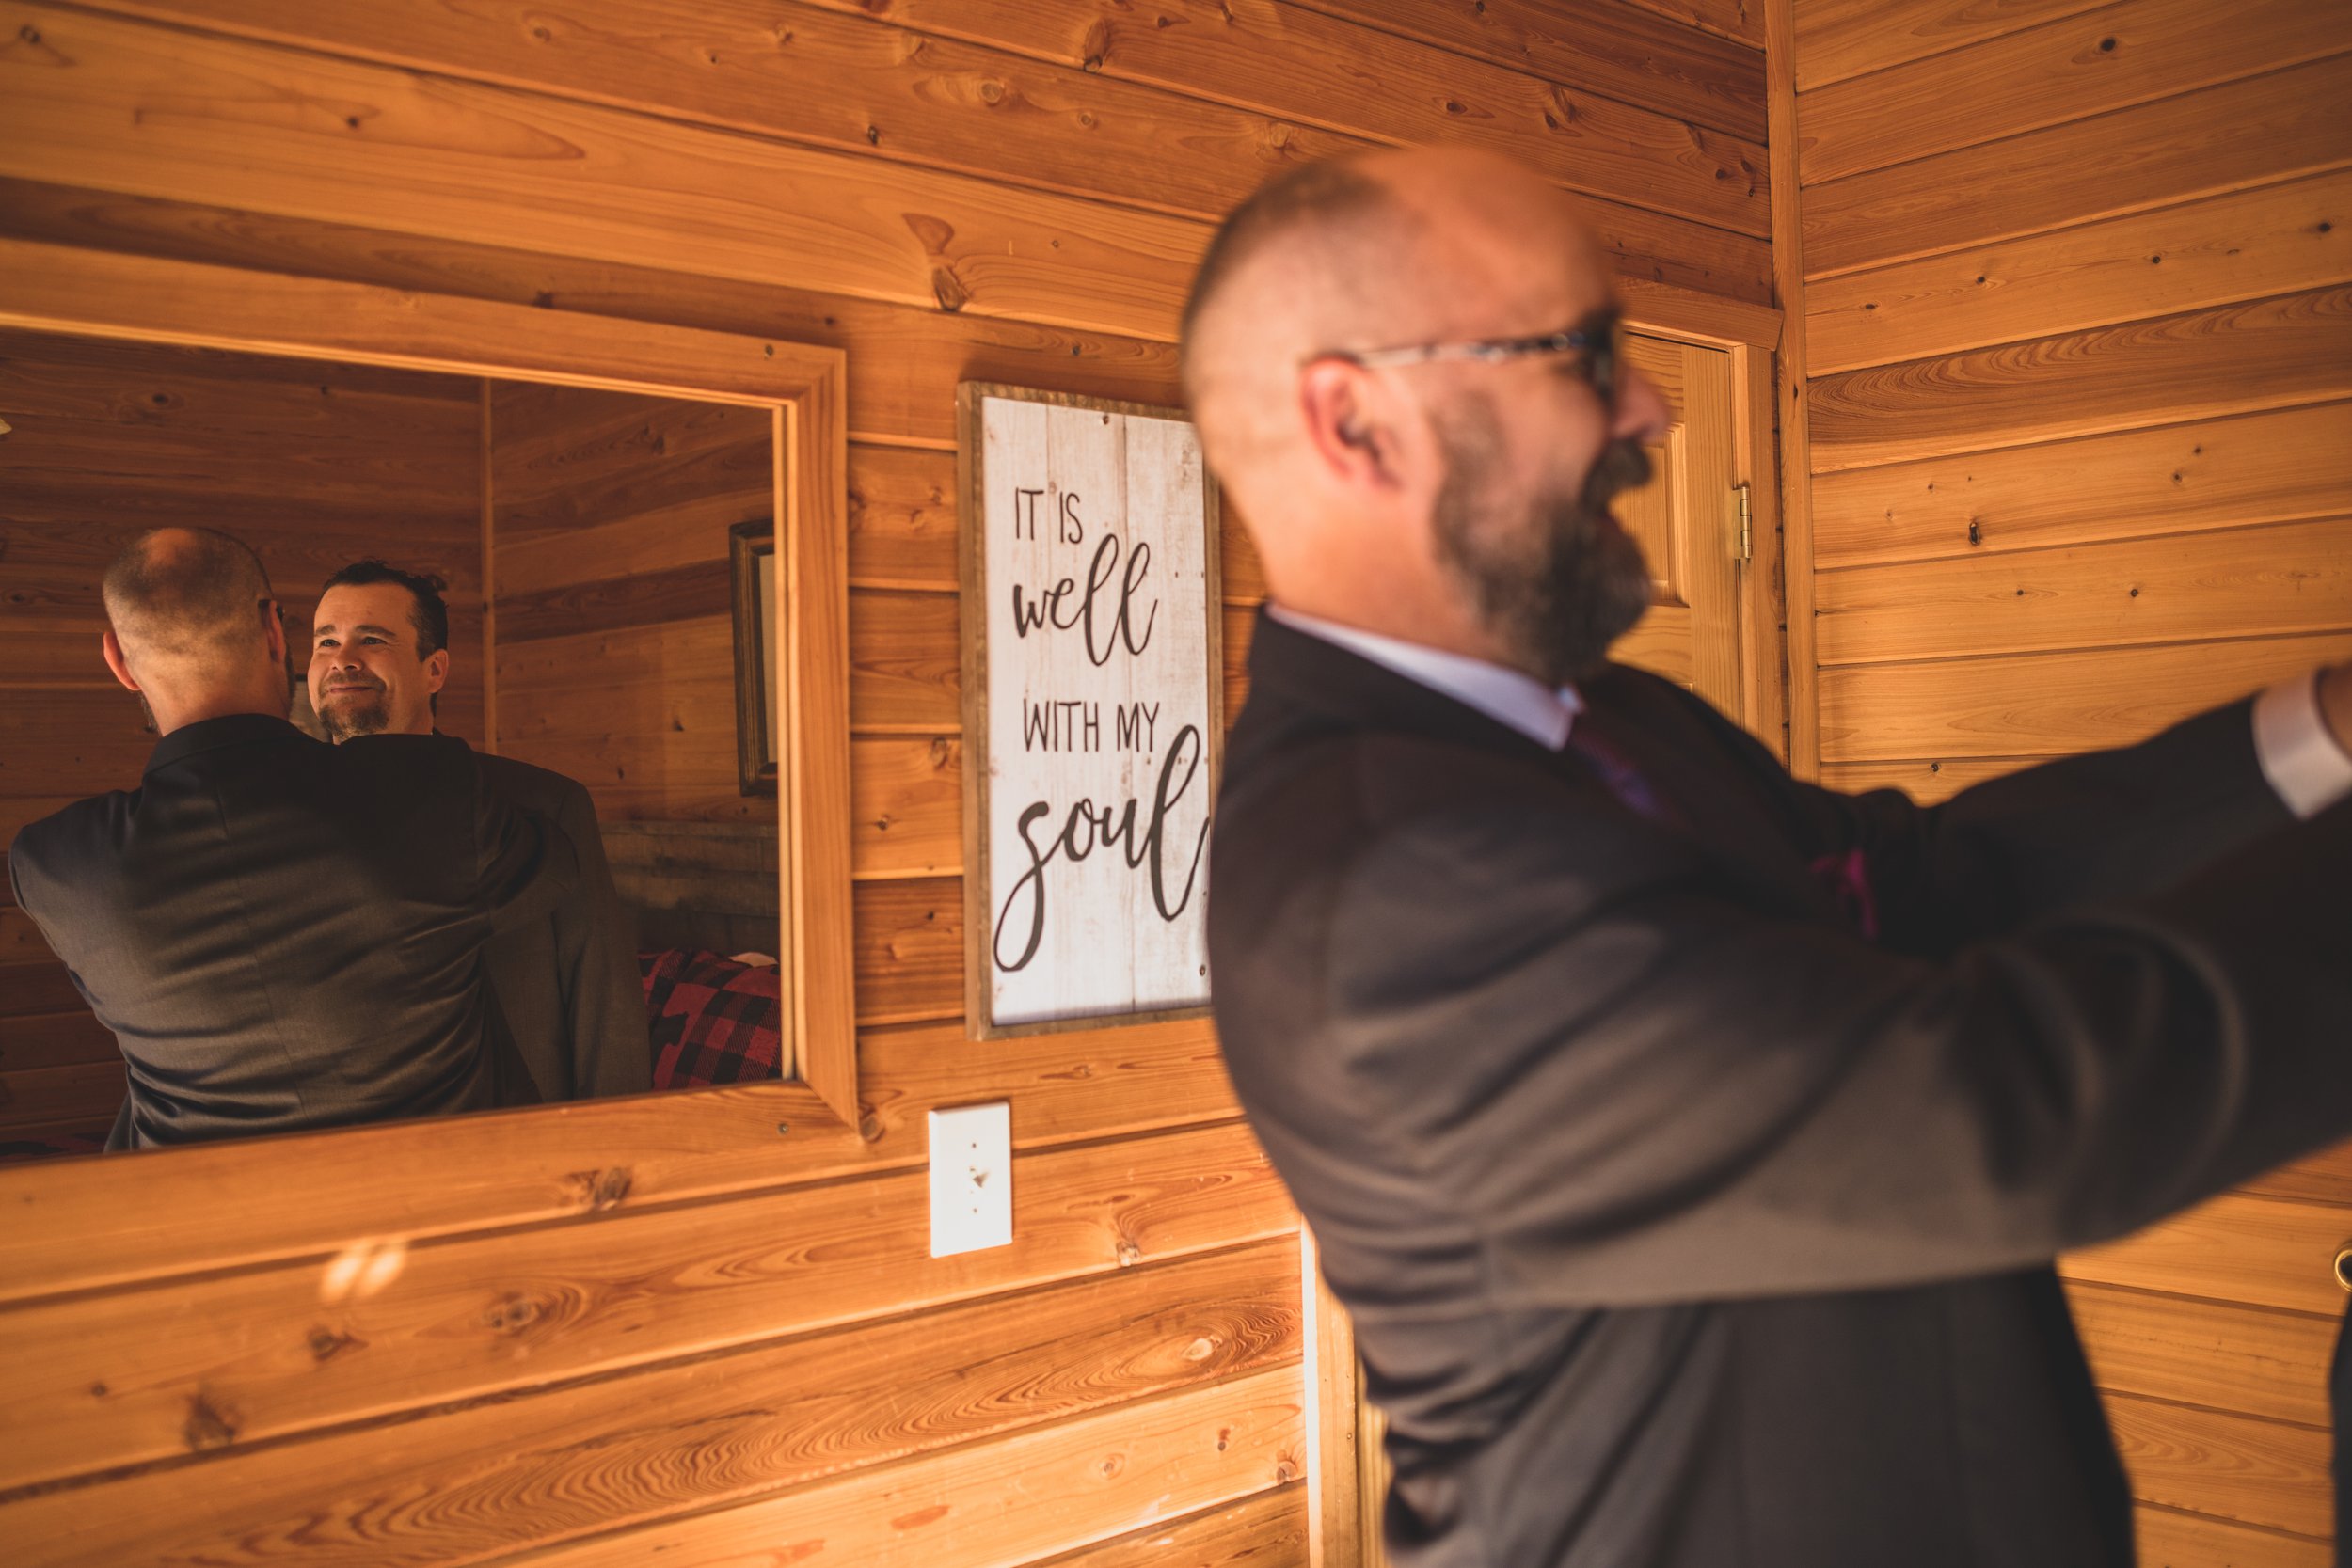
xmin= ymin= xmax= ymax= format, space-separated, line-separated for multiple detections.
xmin=1612 ymin=331 xmax=1748 ymax=714
xmin=1313 ymin=331 xmax=1766 ymax=1568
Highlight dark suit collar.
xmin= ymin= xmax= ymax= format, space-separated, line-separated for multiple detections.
xmin=1243 ymin=607 xmax=1565 ymax=767
xmin=1246 ymin=609 xmax=1847 ymax=925
xmin=145 ymin=712 xmax=310 ymax=775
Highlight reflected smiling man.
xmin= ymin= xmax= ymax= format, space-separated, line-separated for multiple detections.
xmin=311 ymin=560 xmax=650 ymax=1102
xmin=1187 ymin=149 xmax=2352 ymax=1568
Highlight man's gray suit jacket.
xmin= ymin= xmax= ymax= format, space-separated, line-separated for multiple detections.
xmin=9 ymin=715 xmax=579 ymax=1148
xmin=473 ymin=751 xmax=651 ymax=1102
xmin=1208 ymin=611 xmax=2352 ymax=1568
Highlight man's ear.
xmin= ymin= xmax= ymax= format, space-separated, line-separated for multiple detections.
xmin=1297 ymin=360 xmax=1409 ymax=492
xmin=101 ymin=628 xmax=141 ymax=693
xmin=422 ymin=646 xmax=450 ymax=697
xmin=260 ymin=599 xmax=288 ymax=669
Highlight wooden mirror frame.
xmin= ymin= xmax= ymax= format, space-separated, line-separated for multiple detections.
xmin=0 ymin=238 xmax=862 ymax=1303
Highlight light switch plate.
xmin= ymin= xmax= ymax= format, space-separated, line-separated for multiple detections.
xmin=929 ymin=1101 xmax=1012 ymax=1258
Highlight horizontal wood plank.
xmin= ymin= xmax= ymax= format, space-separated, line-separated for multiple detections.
xmin=0 ymin=1118 xmax=1290 ymax=1492
xmin=1608 ymin=0 xmax=1763 ymax=51
xmin=0 ymin=176 xmax=1189 ymax=448
xmin=1282 ymin=0 xmax=1767 ymax=140
xmin=1811 ymin=402 xmax=2352 ymax=569
xmin=850 ymin=587 xmax=964 ymax=733
xmin=1792 ymin=0 xmax=2115 ymax=90
xmin=854 ymin=874 xmax=963 ymax=1023
xmin=97 ymin=0 xmax=1366 ymax=224
xmin=1815 ymin=517 xmax=2352 ymax=666
xmin=4 ymin=1238 xmax=1302 ymax=1568
xmin=797 ymin=0 xmax=1771 ymax=236
xmin=2064 ymin=1190 xmax=2352 ymax=1319
xmin=0 ymin=959 xmax=82 ymax=1018
xmin=0 ymin=1007 xmax=116 ymax=1076
xmin=2068 ymin=1280 xmax=2336 ymax=1426
xmin=850 ymin=441 xmax=961 ymax=591
xmin=2133 ymin=1502 xmax=2332 ymax=1568
xmin=1800 ymin=54 xmax=2352 ymax=278
xmin=852 ymin=736 xmax=962 ymax=879
xmin=0 ymin=3 xmax=1207 ymax=341
xmin=0 ymin=1011 xmax=1238 ymax=1304
xmin=1817 ymin=631 xmax=2352 ymax=761
xmin=0 ymin=1058 xmax=126 ymax=1127
xmin=1807 ymin=170 xmax=2352 ymax=374
xmin=1025 ymin=1484 xmax=1308 ymax=1568
xmin=2107 ymin=1392 xmax=2332 ymax=1541
xmin=1798 ymin=0 xmax=2352 ymax=185
xmin=1808 ymin=287 xmax=2352 ymax=473
xmin=517 ymin=1365 xmax=1303 ymax=1568
xmin=2241 ymin=1139 xmax=2352 ymax=1207
xmin=496 ymin=560 xmax=733 ymax=645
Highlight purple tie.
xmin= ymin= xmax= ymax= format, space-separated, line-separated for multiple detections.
xmin=1565 ymin=710 xmax=1686 ymax=831
xmin=1565 ymin=710 xmax=1878 ymax=939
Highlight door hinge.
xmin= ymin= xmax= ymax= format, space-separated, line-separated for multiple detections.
xmin=1731 ymin=483 xmax=1753 ymax=564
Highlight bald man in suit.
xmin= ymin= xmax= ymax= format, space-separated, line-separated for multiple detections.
xmin=1186 ymin=150 xmax=2352 ymax=1568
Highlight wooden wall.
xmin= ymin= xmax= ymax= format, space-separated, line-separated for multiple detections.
xmin=0 ymin=328 xmax=485 ymax=1151
xmin=487 ymin=381 xmax=774 ymax=820
xmin=0 ymin=2 xmax=1769 ymax=1563
xmin=1780 ymin=2 xmax=2352 ymax=1561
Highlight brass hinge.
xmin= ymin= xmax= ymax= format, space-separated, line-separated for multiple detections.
xmin=1731 ymin=483 xmax=1753 ymax=564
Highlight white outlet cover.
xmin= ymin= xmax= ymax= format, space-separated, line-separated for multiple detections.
xmin=929 ymin=1101 xmax=1013 ymax=1258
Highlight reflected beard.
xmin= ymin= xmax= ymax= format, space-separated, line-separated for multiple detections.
xmin=319 ymin=687 xmax=391 ymax=742
xmin=1431 ymin=397 xmax=1655 ymax=689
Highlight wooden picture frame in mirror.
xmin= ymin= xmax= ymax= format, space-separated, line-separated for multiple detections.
xmin=729 ymin=516 xmax=782 ymax=797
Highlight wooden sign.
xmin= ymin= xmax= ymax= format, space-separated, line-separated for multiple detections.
xmin=958 ymin=384 xmax=1222 ymax=1037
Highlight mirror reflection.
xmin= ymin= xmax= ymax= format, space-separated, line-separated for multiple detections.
xmin=1 ymin=329 xmax=789 ymax=1163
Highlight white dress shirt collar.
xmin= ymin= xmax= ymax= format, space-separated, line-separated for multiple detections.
xmin=1267 ymin=604 xmax=1581 ymax=751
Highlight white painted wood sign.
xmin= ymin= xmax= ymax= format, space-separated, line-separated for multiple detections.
xmin=958 ymin=384 xmax=1223 ymax=1037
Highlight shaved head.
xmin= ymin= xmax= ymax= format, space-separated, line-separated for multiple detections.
xmin=103 ymin=527 xmax=275 ymax=671
xmin=100 ymin=527 xmax=293 ymax=732
xmin=1181 ymin=148 xmax=1669 ymax=683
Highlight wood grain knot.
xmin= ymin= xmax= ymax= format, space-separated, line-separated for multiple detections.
xmin=183 ymin=1389 xmax=241 ymax=1450
xmin=483 ymin=1291 xmax=543 ymax=1335
xmin=307 ymin=1325 xmax=361 ymax=1363
xmin=891 ymin=1504 xmax=951 ymax=1531
xmin=565 ymin=1167 xmax=635 ymax=1211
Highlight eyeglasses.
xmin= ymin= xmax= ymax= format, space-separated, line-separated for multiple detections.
xmin=1309 ymin=307 xmax=1624 ymax=407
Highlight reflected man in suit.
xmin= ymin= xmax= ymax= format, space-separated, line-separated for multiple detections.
xmin=1185 ymin=149 xmax=2352 ymax=1568
xmin=310 ymin=560 xmax=650 ymax=1102
xmin=9 ymin=528 xmax=578 ymax=1148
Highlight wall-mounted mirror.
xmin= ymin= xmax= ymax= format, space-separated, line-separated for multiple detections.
xmin=0 ymin=241 xmax=855 ymax=1189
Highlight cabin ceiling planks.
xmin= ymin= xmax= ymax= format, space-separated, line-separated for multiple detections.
xmin=0 ymin=2 xmax=1777 ymax=1561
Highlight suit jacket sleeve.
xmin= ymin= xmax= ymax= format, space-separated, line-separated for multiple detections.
xmin=1311 ymin=791 xmax=2352 ymax=1310
xmin=549 ymin=784 xmax=653 ymax=1098
xmin=1777 ymin=700 xmax=2294 ymax=956
xmin=473 ymin=763 xmax=580 ymax=933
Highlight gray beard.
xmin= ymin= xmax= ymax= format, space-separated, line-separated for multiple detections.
xmin=1430 ymin=396 xmax=1656 ymax=689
